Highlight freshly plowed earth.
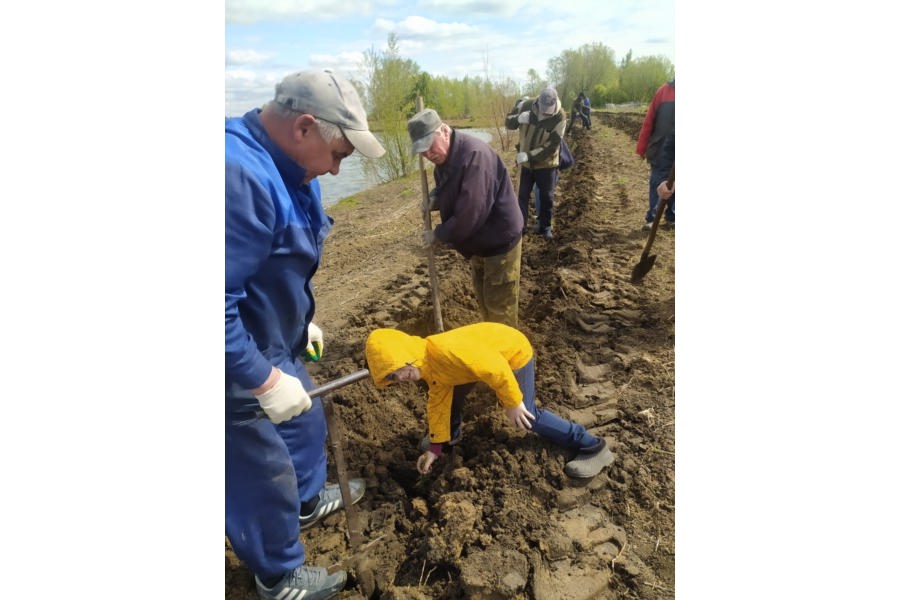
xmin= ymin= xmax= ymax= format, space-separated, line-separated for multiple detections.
xmin=226 ymin=110 xmax=676 ymax=600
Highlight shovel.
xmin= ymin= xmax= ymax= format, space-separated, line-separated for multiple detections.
xmin=308 ymin=368 xmax=370 ymax=549
xmin=415 ymin=95 xmax=445 ymax=332
xmin=630 ymin=168 xmax=674 ymax=283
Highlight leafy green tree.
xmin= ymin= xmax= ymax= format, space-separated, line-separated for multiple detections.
xmin=619 ymin=55 xmax=675 ymax=102
xmin=363 ymin=33 xmax=421 ymax=182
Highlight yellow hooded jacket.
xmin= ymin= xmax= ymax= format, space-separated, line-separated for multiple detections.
xmin=365 ymin=323 xmax=534 ymax=445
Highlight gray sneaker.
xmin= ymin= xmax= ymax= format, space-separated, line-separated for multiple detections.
xmin=256 ymin=565 xmax=346 ymax=600
xmin=564 ymin=445 xmax=616 ymax=478
xmin=299 ymin=478 xmax=366 ymax=528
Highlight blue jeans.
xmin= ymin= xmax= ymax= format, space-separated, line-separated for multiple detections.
xmin=646 ymin=162 xmax=675 ymax=223
xmin=225 ymin=362 xmax=327 ymax=581
xmin=447 ymin=358 xmax=600 ymax=450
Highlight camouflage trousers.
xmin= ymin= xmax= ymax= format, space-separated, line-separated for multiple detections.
xmin=469 ymin=239 xmax=522 ymax=327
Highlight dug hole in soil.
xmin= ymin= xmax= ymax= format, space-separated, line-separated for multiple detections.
xmin=226 ymin=111 xmax=675 ymax=600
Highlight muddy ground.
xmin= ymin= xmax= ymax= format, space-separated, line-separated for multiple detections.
xmin=226 ymin=110 xmax=675 ymax=600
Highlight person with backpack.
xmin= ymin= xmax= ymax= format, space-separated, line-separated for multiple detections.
xmin=505 ymin=87 xmax=567 ymax=241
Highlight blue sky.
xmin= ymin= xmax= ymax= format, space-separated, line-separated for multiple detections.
xmin=225 ymin=0 xmax=675 ymax=116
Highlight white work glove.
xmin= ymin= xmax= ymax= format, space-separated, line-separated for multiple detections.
xmin=254 ymin=369 xmax=312 ymax=424
xmin=422 ymin=229 xmax=436 ymax=248
xmin=417 ymin=450 xmax=438 ymax=474
xmin=515 ymin=152 xmax=529 ymax=165
xmin=304 ymin=322 xmax=323 ymax=362
xmin=505 ymin=402 xmax=535 ymax=430
xmin=517 ymin=111 xmax=530 ymax=125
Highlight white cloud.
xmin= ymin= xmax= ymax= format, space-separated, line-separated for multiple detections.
xmin=225 ymin=0 xmax=377 ymax=24
xmin=226 ymin=49 xmax=272 ymax=66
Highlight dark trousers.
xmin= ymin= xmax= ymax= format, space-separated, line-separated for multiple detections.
xmin=518 ymin=167 xmax=557 ymax=232
xmin=646 ymin=161 xmax=675 ymax=223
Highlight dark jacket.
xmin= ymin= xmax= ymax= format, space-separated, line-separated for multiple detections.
xmin=636 ymin=80 xmax=675 ymax=164
xmin=432 ymin=129 xmax=523 ymax=259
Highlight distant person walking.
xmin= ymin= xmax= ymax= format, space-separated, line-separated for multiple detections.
xmin=577 ymin=92 xmax=591 ymax=129
xmin=636 ymin=79 xmax=675 ymax=229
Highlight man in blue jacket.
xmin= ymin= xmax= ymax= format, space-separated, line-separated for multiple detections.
xmin=225 ymin=69 xmax=384 ymax=600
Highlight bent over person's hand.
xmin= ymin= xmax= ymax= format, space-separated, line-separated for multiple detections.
xmin=417 ymin=450 xmax=438 ymax=474
xmin=505 ymin=402 xmax=535 ymax=430
xmin=253 ymin=368 xmax=312 ymax=424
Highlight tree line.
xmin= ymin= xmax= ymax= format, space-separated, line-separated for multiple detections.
xmin=357 ymin=34 xmax=674 ymax=185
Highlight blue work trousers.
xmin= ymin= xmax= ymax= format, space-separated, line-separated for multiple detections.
xmin=225 ymin=364 xmax=327 ymax=582
xmin=448 ymin=358 xmax=599 ymax=450
xmin=646 ymin=161 xmax=675 ymax=223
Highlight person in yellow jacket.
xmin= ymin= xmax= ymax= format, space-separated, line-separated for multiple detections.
xmin=365 ymin=322 xmax=615 ymax=478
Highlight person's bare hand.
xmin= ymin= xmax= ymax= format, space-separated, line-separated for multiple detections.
xmin=505 ymin=402 xmax=535 ymax=430
xmin=657 ymin=180 xmax=674 ymax=200
xmin=416 ymin=451 xmax=438 ymax=474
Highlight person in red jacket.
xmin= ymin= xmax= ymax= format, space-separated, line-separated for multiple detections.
xmin=636 ymin=79 xmax=675 ymax=229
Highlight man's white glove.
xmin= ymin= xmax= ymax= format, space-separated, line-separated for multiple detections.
xmin=517 ymin=111 xmax=531 ymax=125
xmin=505 ymin=402 xmax=535 ymax=430
xmin=422 ymin=229 xmax=436 ymax=248
xmin=417 ymin=450 xmax=438 ymax=474
xmin=515 ymin=152 xmax=529 ymax=165
xmin=304 ymin=322 xmax=323 ymax=362
xmin=254 ymin=369 xmax=312 ymax=424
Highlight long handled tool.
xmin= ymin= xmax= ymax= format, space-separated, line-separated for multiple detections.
xmin=415 ymin=95 xmax=444 ymax=332
xmin=308 ymin=368 xmax=370 ymax=549
xmin=630 ymin=168 xmax=675 ymax=283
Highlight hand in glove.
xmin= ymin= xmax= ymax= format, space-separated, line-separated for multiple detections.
xmin=505 ymin=402 xmax=535 ymax=431
xmin=517 ymin=111 xmax=531 ymax=125
xmin=417 ymin=450 xmax=438 ymax=474
xmin=515 ymin=152 xmax=529 ymax=165
xmin=254 ymin=368 xmax=312 ymax=424
xmin=426 ymin=189 xmax=439 ymax=212
xmin=422 ymin=229 xmax=436 ymax=248
xmin=304 ymin=322 xmax=323 ymax=362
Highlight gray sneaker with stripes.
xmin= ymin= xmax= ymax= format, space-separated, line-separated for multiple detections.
xmin=299 ymin=478 xmax=366 ymax=528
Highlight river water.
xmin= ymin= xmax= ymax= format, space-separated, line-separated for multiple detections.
xmin=319 ymin=128 xmax=495 ymax=207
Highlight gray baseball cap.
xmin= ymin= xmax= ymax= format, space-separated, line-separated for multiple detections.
xmin=538 ymin=87 xmax=559 ymax=114
xmin=407 ymin=108 xmax=442 ymax=154
xmin=274 ymin=69 xmax=385 ymax=158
